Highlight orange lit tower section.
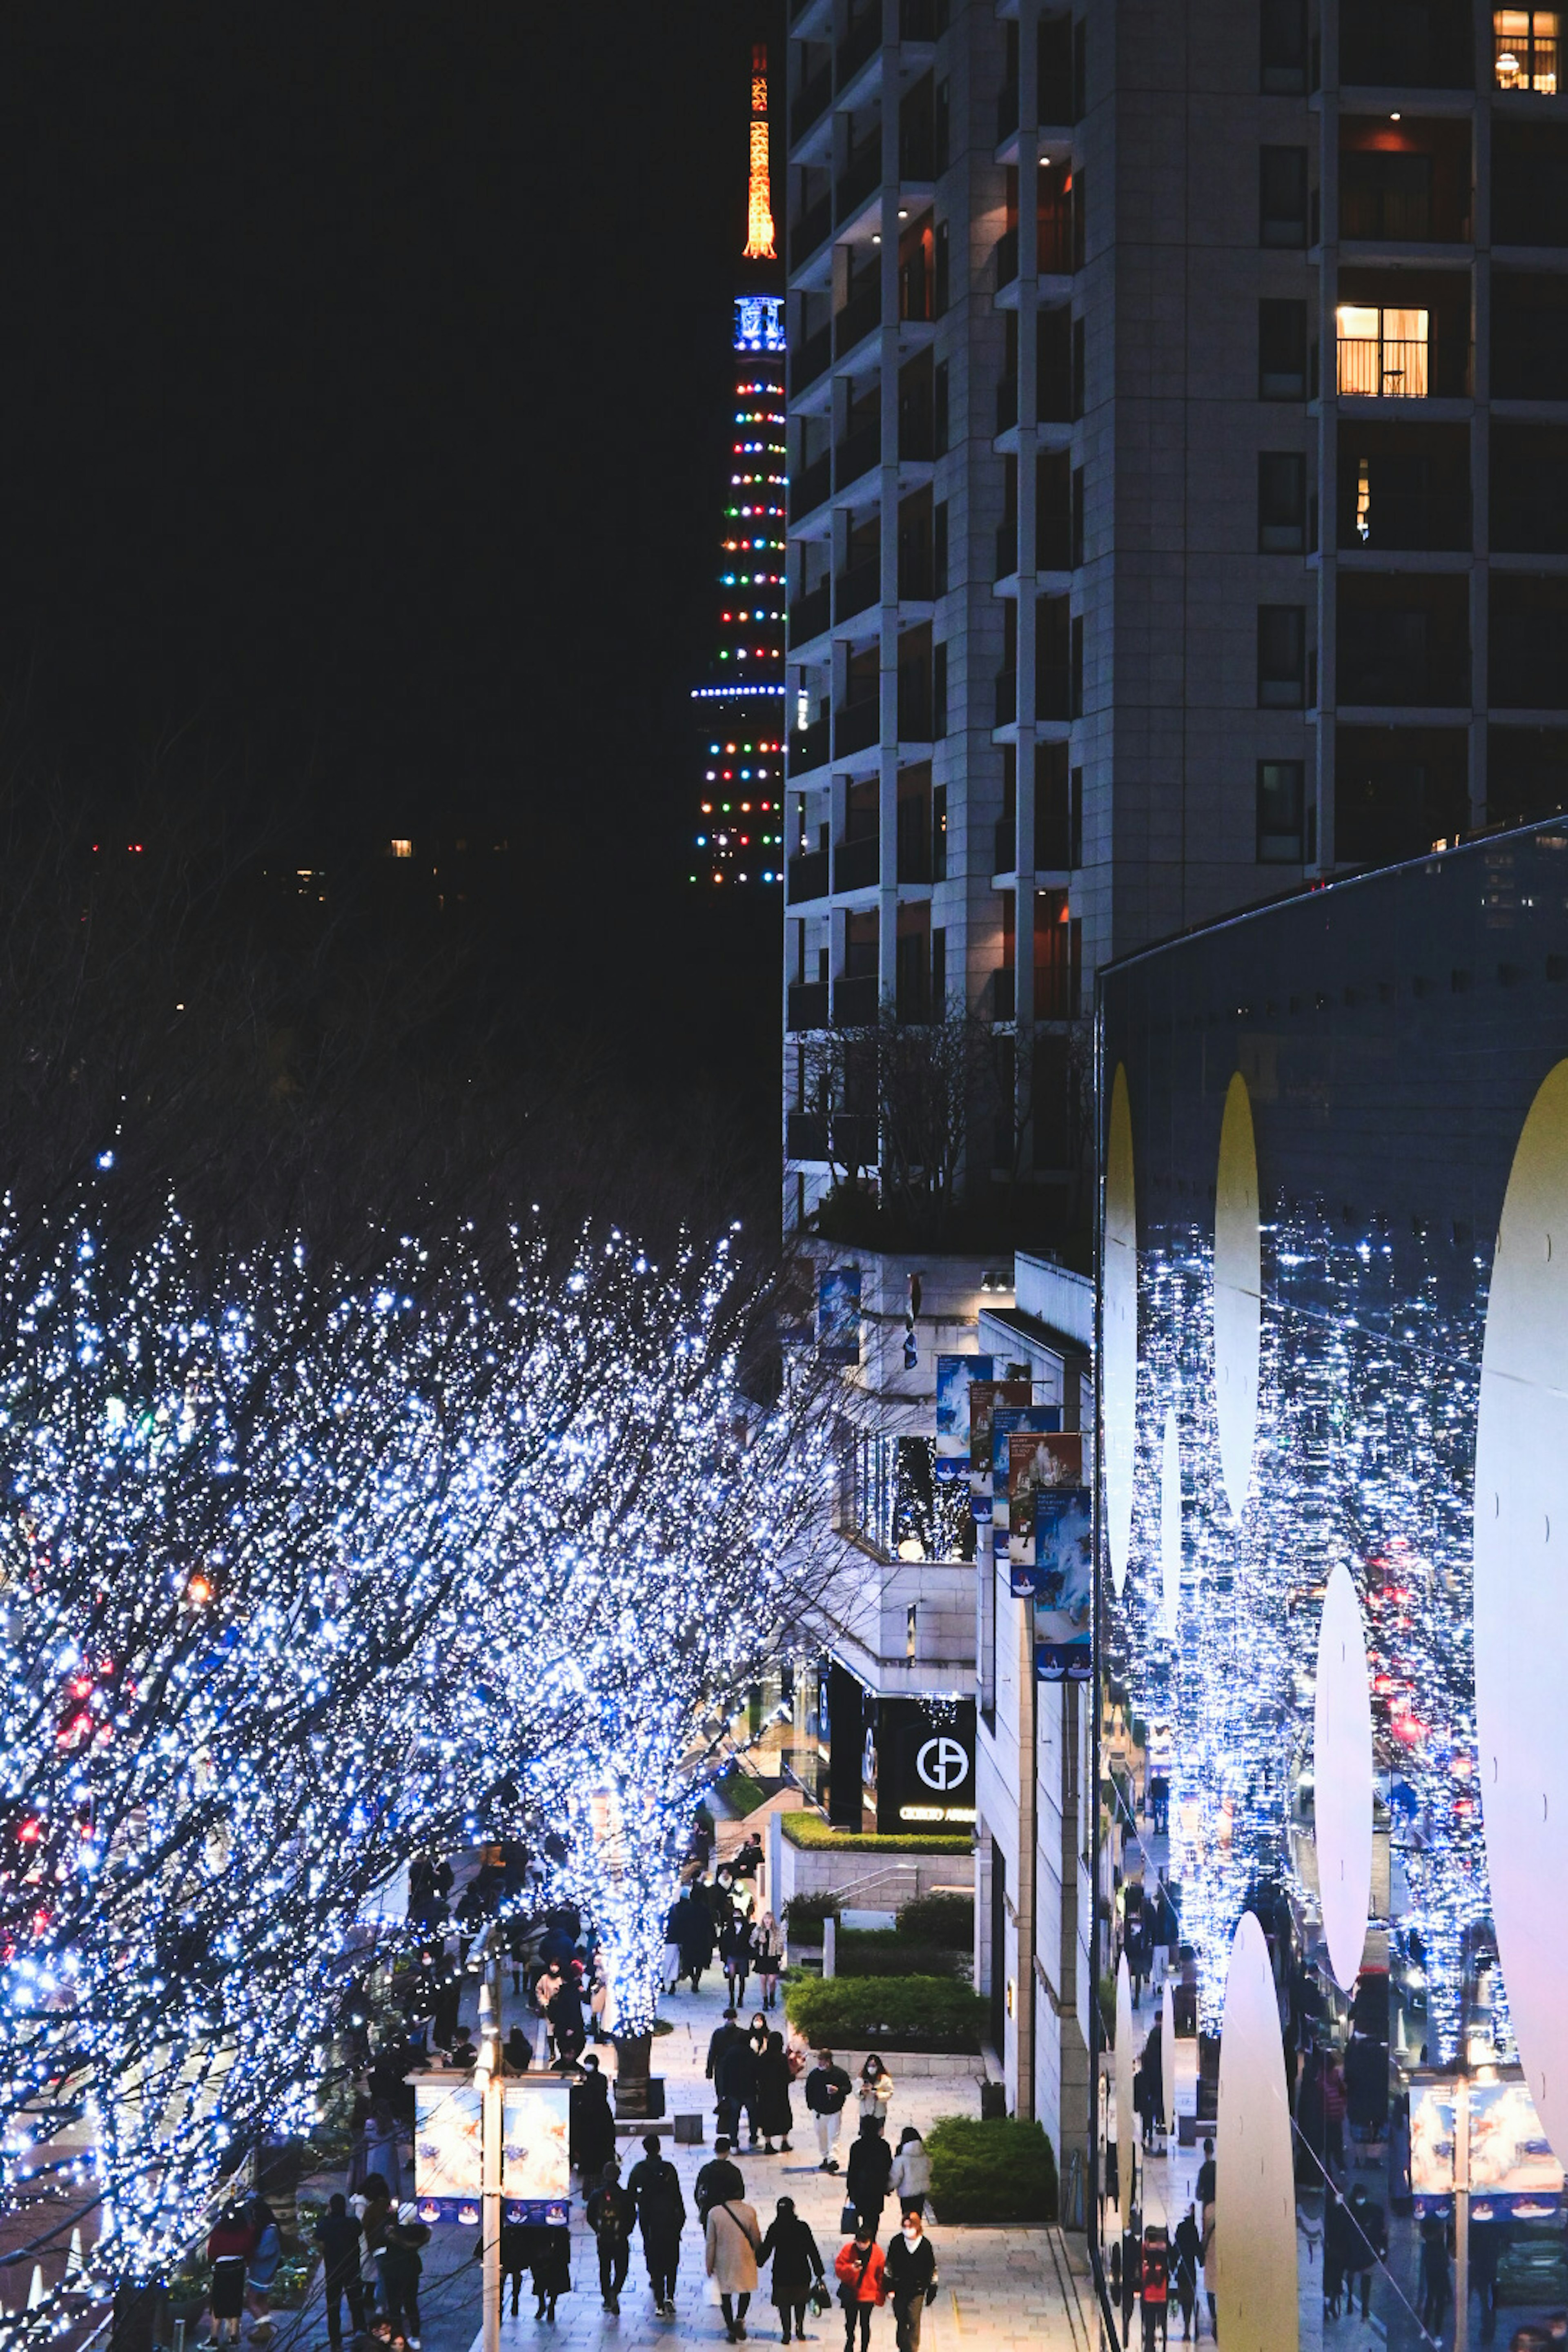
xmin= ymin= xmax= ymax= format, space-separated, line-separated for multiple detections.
xmin=690 ymin=45 xmax=786 ymax=888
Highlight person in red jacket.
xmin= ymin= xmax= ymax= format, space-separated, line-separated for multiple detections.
xmin=1140 ymin=2224 xmax=1170 ymax=2352
xmin=207 ymin=2203 xmax=257 ymax=2347
xmin=834 ymin=2220 xmax=886 ymax=2352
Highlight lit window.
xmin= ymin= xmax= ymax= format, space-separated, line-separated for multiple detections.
xmin=390 ymin=837 xmax=413 ymax=859
xmin=1495 ymin=8 xmax=1559 ymax=89
xmin=1336 ymin=304 xmax=1428 ymax=398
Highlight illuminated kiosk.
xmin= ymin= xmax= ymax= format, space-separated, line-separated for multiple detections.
xmin=689 ymin=46 xmax=786 ymax=891
xmin=1093 ymin=815 xmax=1568 ymax=2338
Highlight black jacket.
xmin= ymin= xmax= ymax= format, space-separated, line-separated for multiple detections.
xmin=716 ymin=2039 xmax=759 ymax=2105
xmin=806 ymin=2063 xmax=852 ymax=2116
xmin=759 ymin=2213 xmax=824 ymax=2308
xmin=586 ymin=2183 xmax=637 ymax=2241
xmin=846 ymin=2132 xmax=892 ymax=2214
xmin=695 ymin=2156 xmax=746 ymax=2218
xmin=707 ymin=2021 xmax=744 ymax=2082
xmin=883 ymin=2235 xmax=937 ymax=2307
xmin=314 ymin=2213 xmax=362 ymax=2287
xmin=627 ymin=2156 xmax=686 ymax=2240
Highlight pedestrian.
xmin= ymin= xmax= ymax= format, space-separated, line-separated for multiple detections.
xmin=530 ymin=2223 xmax=572 ymax=2321
xmin=733 ymin=1832 xmax=765 ymax=1884
xmin=888 ymin=2127 xmax=931 ymax=2220
xmin=243 ymin=2195 xmax=283 ymax=2339
xmin=1198 ymin=2201 xmax=1217 ymax=2342
xmin=356 ymin=2174 xmax=393 ymax=2317
xmin=315 ymin=2195 xmax=366 ymax=2350
xmin=833 ymin=2218 xmax=886 ymax=2352
xmin=587 ymin=2158 xmax=637 ymax=2316
xmin=846 ymin=2118 xmax=893 ymax=2237
xmin=858 ymin=2056 xmax=893 ymax=2132
xmin=532 ymin=1960 xmax=565 ymax=2064
xmin=1470 ymin=2214 xmax=1502 ymax=2345
xmin=806 ymin=2051 xmax=853 ymax=2174
xmin=720 ymin=2026 xmax=762 ymax=2151
xmin=499 ymin=2219 xmax=531 ymax=2319
xmin=756 ymin=2029 xmax=795 ymax=2154
xmin=883 ymin=2209 xmax=938 ymax=2352
xmin=206 ymin=2202 xmax=255 ymax=2348
xmin=378 ymin=2220 xmax=423 ymax=2348
xmin=548 ymin=1967 xmax=587 ymax=2066
xmin=1323 ymin=2183 xmax=1349 ymax=2320
xmin=627 ymin=2131 xmax=687 ymax=2318
xmin=571 ymin=2052 xmax=617 ymax=2178
xmin=697 ymin=2135 xmax=747 ymax=2221
xmin=1172 ymin=2206 xmax=1201 ymax=2342
xmin=709 ymin=2007 xmax=746 ymax=2138
xmin=682 ymin=1890 xmax=716 ymax=1994
xmin=362 ymin=2100 xmax=404 ymax=2201
xmin=664 ymin=1895 xmax=689 ymax=1995
xmin=706 ymin=2185 xmax=764 ymax=2344
xmin=759 ymin=2196 xmax=825 ymax=2345
xmin=1323 ymin=2055 xmax=1348 ymax=2174
xmin=755 ymin=1912 xmax=785 ymax=2011
xmin=1140 ymin=2224 xmax=1169 ymax=2352
xmin=1194 ymin=2139 xmax=1215 ymax=2210
xmin=504 ymin=2023 xmax=532 ymax=2074
xmin=1419 ymin=2214 xmax=1450 ymax=2340
xmin=724 ymin=1910 xmax=756 ymax=2009
xmin=1343 ymin=2182 xmax=1385 ymax=2322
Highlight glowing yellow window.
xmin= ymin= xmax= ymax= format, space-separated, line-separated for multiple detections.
xmin=1336 ymin=304 xmax=1428 ymax=397
xmin=1495 ymin=8 xmax=1559 ymax=89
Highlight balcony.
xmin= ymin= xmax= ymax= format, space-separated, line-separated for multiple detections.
xmin=792 ymin=66 xmax=833 ymax=147
xmin=995 ymin=671 xmax=1018 ymax=727
xmin=834 ymin=836 xmax=880 ymax=892
xmin=898 ymin=552 xmax=933 ymax=601
xmin=835 ymin=281 xmax=882 ymax=359
xmin=835 ymin=557 xmax=880 ymax=625
xmin=837 ymin=8 xmax=882 ymax=88
xmin=787 ymin=981 xmax=831 ymax=1031
xmin=997 ymin=375 xmax=1018 ymax=434
xmin=789 ymin=579 xmax=832 ymax=646
xmin=1338 ymin=322 xmax=1430 ymax=399
xmin=792 ymin=190 xmax=833 ymax=272
xmin=996 ymin=521 xmax=1018 ymax=581
xmin=996 ymin=225 xmax=1019 ymax=292
xmin=1496 ymin=15 xmax=1560 ymax=90
xmin=900 ymin=0 xmax=939 ymax=35
xmin=835 ymin=419 xmax=882 ymax=491
xmin=1350 ymin=490 xmax=1470 ymax=552
xmin=791 ymin=451 xmax=832 ymax=523
xmin=1034 ymin=963 xmax=1079 ymax=1021
xmin=835 ymin=696 xmax=880 ymax=757
xmin=991 ymin=967 xmax=1016 ymax=1022
xmin=790 ymin=716 xmax=831 ymax=775
xmin=786 ymin=847 xmax=830 ymax=903
xmin=897 ymin=682 xmax=933 ymax=740
xmin=899 ymin=403 xmax=935 ymax=463
xmin=833 ymin=973 xmax=881 ymax=1026
xmin=1038 ymin=667 xmax=1072 ymax=722
xmin=836 ymin=137 xmax=881 ymax=224
xmin=1339 ymin=633 xmax=1470 ymax=708
xmin=786 ymin=1110 xmax=830 ymax=1161
xmin=994 ymin=814 xmax=1016 ymax=874
xmin=793 ymin=323 xmax=832 ymax=397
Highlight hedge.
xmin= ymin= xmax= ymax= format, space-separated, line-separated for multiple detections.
xmin=722 ymin=1769 xmax=770 ymax=1818
xmin=783 ymin=1892 xmax=842 ymax=1935
xmin=784 ymin=1973 xmax=987 ymax=2051
xmin=926 ymin=2116 xmax=1059 ymax=2225
xmin=780 ymin=1815 xmax=971 ymax=1855
xmin=837 ymin=1929 xmax=967 ymax=1981
xmin=896 ymin=1892 xmax=973 ymax=1949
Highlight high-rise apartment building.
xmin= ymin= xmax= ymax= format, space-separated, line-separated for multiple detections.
xmin=781 ymin=0 xmax=1568 ymax=1231
xmin=691 ymin=49 xmax=790 ymax=890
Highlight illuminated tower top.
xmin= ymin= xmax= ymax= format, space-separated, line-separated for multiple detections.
xmin=742 ymin=43 xmax=776 ymax=263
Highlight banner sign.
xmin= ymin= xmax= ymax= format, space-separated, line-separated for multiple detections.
xmin=414 ymin=2080 xmax=572 ymax=2227
xmin=1033 ymin=1485 xmax=1093 ymax=1679
xmin=874 ymin=1697 xmax=977 ymax=1833
xmin=817 ymin=1267 xmax=862 ymax=1365
xmin=935 ymin=1354 xmax=992 ymax=1481
xmin=1009 ymin=1430 xmax=1081 ymax=1575
xmin=969 ymin=1381 xmax=1030 ymax=1476
xmin=1409 ymin=2071 xmax=1564 ymax=2221
xmin=991 ymin=1409 xmax=1060 ymax=1580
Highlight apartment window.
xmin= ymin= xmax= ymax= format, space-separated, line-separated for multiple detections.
xmin=934 ymin=359 xmax=949 ymax=456
xmin=1261 ymin=0 xmax=1308 ymax=91
xmin=1257 ymin=760 xmax=1308 ymax=862
xmin=934 ymin=218 xmax=950 ymax=317
xmin=1258 ymin=606 xmax=1307 ymax=706
xmin=1495 ymin=8 xmax=1560 ymax=89
xmin=1259 ymin=452 xmax=1307 ymax=552
xmin=1337 ymin=305 xmax=1430 ymax=398
xmin=1259 ymin=298 xmax=1308 ymax=399
xmin=933 ymin=500 xmax=949 ymax=597
xmin=1261 ymin=147 xmax=1309 ymax=247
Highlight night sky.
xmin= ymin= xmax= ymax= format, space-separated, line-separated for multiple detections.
xmin=0 ymin=3 xmax=782 ymax=1110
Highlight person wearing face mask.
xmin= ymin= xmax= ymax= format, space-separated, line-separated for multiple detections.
xmin=882 ymin=2211 xmax=938 ymax=2352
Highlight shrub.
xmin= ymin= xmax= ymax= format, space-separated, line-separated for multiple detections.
xmin=780 ymin=1814 xmax=971 ymax=1855
xmin=895 ymin=1892 xmax=973 ymax=1950
xmin=784 ymin=1973 xmax=987 ymax=2052
xmin=783 ymin=1892 xmax=842 ymax=1936
xmin=837 ymin=1929 xmax=967 ymax=1981
xmin=926 ymin=2115 xmax=1059 ymax=2224
xmin=722 ymin=1768 xmax=769 ymax=1818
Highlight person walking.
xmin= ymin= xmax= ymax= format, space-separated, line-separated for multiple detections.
xmin=1139 ymin=2224 xmax=1170 ymax=2352
xmin=548 ymin=1967 xmax=587 ymax=2067
xmin=1198 ymin=2200 xmax=1217 ymax=2343
xmin=356 ymin=2174 xmax=393 ymax=2319
xmin=243 ymin=2195 xmax=283 ymax=2339
xmin=724 ymin=1909 xmax=757 ymax=2010
xmin=530 ymin=2223 xmax=572 ymax=2321
xmin=759 ymin=2196 xmax=825 ymax=2345
xmin=709 ymin=2009 xmax=747 ymax=2140
xmin=315 ymin=2195 xmax=366 ymax=2349
xmin=706 ymin=2187 xmax=764 ymax=2343
xmin=587 ymin=2159 xmax=637 ymax=2316
xmin=719 ymin=2028 xmax=762 ymax=2153
xmin=682 ymin=1889 xmax=716 ymax=1994
xmin=755 ymin=1913 xmax=785 ymax=2012
xmin=206 ymin=2202 xmax=255 ymax=2348
xmin=846 ymin=2118 xmax=893 ymax=2238
xmin=627 ymin=2132 xmax=687 ymax=2318
xmin=362 ymin=2101 xmax=404 ymax=2202
xmin=571 ymin=2053 xmax=617 ymax=2179
xmin=1419 ymin=2214 xmax=1450 ymax=2340
xmin=696 ymin=2137 xmax=747 ymax=2223
xmin=883 ymin=2210 xmax=938 ymax=2352
xmin=806 ymin=2053 xmax=853 ymax=2174
xmin=532 ymin=1960 xmax=565 ymax=2065
xmin=756 ymin=2030 xmax=795 ymax=2154
xmin=1344 ymin=2182 xmax=1386 ymax=2322
xmin=888 ymin=2128 xmax=931 ymax=2221
xmin=1172 ymin=2206 xmax=1201 ymax=2342
xmin=858 ymin=2056 xmax=893 ymax=2132
xmin=378 ymin=2219 xmax=424 ymax=2347
xmin=499 ymin=2219 xmax=532 ymax=2320
xmin=833 ymin=2219 xmax=886 ymax=2352
xmin=664 ymin=1895 xmax=689 ymax=1996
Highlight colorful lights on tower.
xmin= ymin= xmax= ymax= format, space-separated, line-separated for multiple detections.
xmin=690 ymin=45 xmax=786 ymax=888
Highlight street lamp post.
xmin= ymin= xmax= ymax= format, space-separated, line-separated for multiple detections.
xmin=476 ymin=1975 xmax=503 ymax=2352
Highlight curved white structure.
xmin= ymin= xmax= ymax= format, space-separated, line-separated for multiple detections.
xmin=1213 ymin=1073 xmax=1261 ymax=1525
xmin=1475 ymin=1057 xmax=1568 ymax=2160
xmin=1115 ymin=1951 xmax=1134 ymax=2230
xmin=1216 ymin=1911 xmax=1298 ymax=2352
xmin=1313 ymin=1561 xmax=1374 ymax=1992
xmin=1104 ymin=1065 xmax=1137 ymax=1596
xmin=1160 ymin=1405 xmax=1182 ymax=1637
